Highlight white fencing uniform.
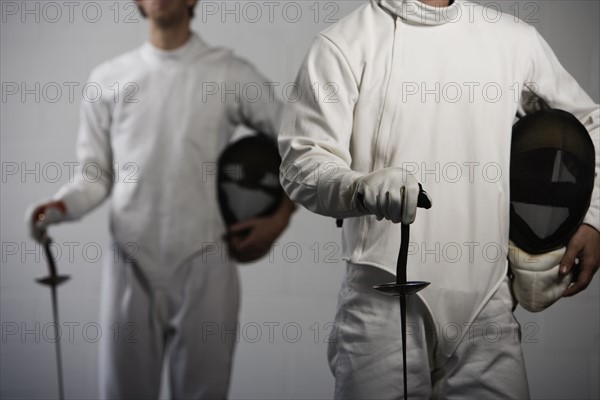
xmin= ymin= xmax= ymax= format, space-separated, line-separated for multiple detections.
xmin=329 ymin=264 xmax=529 ymax=399
xmin=52 ymin=33 xmax=282 ymax=398
xmin=98 ymin=247 xmax=240 ymax=399
xmin=279 ymin=0 xmax=599 ymax=397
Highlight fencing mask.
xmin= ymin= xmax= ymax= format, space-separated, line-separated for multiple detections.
xmin=509 ymin=107 xmax=596 ymax=312
xmin=217 ymin=133 xmax=284 ymax=261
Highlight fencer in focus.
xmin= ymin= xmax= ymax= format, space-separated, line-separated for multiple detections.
xmin=279 ymin=0 xmax=600 ymax=398
xmin=26 ymin=0 xmax=295 ymax=398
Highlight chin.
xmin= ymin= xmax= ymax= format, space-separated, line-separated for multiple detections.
xmin=151 ymin=10 xmax=186 ymax=27
xmin=153 ymin=15 xmax=179 ymax=27
xmin=146 ymin=1 xmax=187 ymax=24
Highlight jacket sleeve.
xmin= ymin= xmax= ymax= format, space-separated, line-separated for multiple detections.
xmin=53 ymin=70 xmax=113 ymax=220
xmin=522 ymin=27 xmax=600 ymax=232
xmin=226 ymin=57 xmax=284 ymax=141
xmin=278 ymin=35 xmax=365 ymax=218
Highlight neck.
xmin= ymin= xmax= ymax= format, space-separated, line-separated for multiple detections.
xmin=148 ymin=22 xmax=191 ymax=51
xmin=419 ymin=0 xmax=451 ymax=7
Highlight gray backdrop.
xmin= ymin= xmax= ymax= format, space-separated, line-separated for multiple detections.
xmin=1 ymin=1 xmax=598 ymax=399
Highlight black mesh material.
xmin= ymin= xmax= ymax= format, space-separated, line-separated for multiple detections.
xmin=510 ymin=109 xmax=595 ymax=254
xmin=217 ymin=133 xmax=284 ymax=226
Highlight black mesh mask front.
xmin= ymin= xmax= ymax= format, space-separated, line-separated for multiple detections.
xmin=217 ymin=133 xmax=284 ymax=227
xmin=510 ymin=109 xmax=595 ymax=254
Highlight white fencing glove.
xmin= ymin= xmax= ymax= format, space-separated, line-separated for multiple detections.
xmin=354 ymin=167 xmax=431 ymax=224
xmin=25 ymin=201 xmax=66 ymax=244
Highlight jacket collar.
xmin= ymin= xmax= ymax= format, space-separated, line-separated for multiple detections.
xmin=141 ymin=32 xmax=208 ymax=63
xmin=379 ymin=0 xmax=461 ymax=26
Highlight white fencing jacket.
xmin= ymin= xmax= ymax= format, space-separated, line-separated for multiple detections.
xmin=279 ymin=0 xmax=599 ymax=359
xmin=54 ymin=33 xmax=282 ymax=282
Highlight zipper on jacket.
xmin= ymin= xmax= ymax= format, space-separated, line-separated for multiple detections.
xmin=371 ymin=14 xmax=404 ymax=172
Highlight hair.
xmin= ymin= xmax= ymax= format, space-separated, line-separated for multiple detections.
xmin=137 ymin=1 xmax=197 ymax=19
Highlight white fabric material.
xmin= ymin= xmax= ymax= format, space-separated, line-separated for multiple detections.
xmin=329 ymin=263 xmax=529 ymax=399
xmin=53 ymin=32 xmax=283 ymax=282
xmin=508 ymin=242 xmax=572 ymax=313
xmin=48 ymin=33 xmax=282 ymax=396
xmin=98 ymin=248 xmax=240 ymax=399
xmin=279 ymin=0 xmax=599 ymax=361
xmin=355 ymin=167 xmax=426 ymax=224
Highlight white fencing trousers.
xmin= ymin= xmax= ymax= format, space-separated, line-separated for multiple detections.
xmin=98 ymin=246 xmax=240 ymax=399
xmin=328 ymin=263 xmax=530 ymax=399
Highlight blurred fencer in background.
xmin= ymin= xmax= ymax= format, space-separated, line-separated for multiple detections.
xmin=25 ymin=0 xmax=295 ymax=398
